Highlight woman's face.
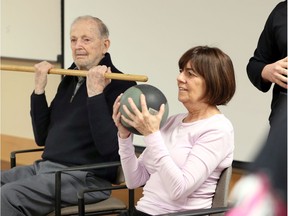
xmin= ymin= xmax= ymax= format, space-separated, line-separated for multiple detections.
xmin=177 ymin=62 xmax=206 ymax=106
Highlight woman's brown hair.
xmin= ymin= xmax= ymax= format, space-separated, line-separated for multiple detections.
xmin=178 ymin=46 xmax=236 ymax=105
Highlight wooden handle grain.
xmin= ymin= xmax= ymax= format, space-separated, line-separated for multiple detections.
xmin=0 ymin=64 xmax=148 ymax=82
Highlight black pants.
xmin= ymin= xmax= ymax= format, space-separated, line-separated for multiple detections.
xmin=253 ymin=91 xmax=287 ymax=203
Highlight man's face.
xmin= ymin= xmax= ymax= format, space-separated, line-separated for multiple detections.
xmin=70 ymin=19 xmax=110 ymax=70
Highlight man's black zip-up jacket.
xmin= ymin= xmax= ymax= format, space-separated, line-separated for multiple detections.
xmin=30 ymin=53 xmax=136 ymax=182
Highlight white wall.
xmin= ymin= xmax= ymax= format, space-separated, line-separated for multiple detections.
xmin=1 ymin=0 xmax=61 ymax=61
xmin=1 ymin=0 xmax=281 ymax=162
xmin=64 ymin=0 xmax=279 ymax=161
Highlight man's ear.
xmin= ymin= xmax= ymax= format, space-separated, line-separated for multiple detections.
xmin=103 ymin=39 xmax=110 ymax=54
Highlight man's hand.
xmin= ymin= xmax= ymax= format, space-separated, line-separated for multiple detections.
xmin=86 ymin=65 xmax=112 ymax=97
xmin=34 ymin=61 xmax=53 ymax=94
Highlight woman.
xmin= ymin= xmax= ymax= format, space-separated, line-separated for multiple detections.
xmin=113 ymin=46 xmax=236 ymax=215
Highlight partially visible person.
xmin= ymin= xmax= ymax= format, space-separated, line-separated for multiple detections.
xmin=227 ymin=95 xmax=287 ymax=216
xmin=246 ymin=0 xmax=287 ymax=126
xmin=227 ymin=2 xmax=287 ymax=215
xmin=112 ymin=46 xmax=236 ymax=215
xmin=1 ymin=15 xmax=136 ymax=216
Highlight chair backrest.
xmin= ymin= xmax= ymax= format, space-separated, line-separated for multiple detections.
xmin=155 ymin=166 xmax=233 ymax=216
xmin=211 ymin=166 xmax=232 ymax=209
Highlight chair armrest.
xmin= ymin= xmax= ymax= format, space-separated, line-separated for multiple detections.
xmin=10 ymin=148 xmax=44 ymax=168
xmin=157 ymin=206 xmax=230 ymax=216
xmin=77 ymin=184 xmax=133 ymax=216
xmin=54 ymin=161 xmax=121 ymax=216
xmin=77 ymin=184 xmax=128 ymax=199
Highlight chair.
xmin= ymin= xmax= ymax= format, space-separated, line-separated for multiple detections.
xmin=10 ymin=148 xmax=232 ymax=216
xmin=10 ymin=148 xmax=134 ymax=216
xmin=157 ymin=166 xmax=232 ymax=216
xmin=76 ymin=163 xmax=232 ymax=216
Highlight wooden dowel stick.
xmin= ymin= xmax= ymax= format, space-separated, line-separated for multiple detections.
xmin=0 ymin=64 xmax=148 ymax=82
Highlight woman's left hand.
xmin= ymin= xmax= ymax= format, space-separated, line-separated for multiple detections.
xmin=121 ymin=94 xmax=166 ymax=136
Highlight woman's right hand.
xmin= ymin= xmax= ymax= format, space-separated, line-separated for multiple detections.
xmin=262 ymin=56 xmax=288 ymax=89
xmin=112 ymin=94 xmax=131 ymax=139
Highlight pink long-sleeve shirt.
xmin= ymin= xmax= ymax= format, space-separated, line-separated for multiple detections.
xmin=118 ymin=113 xmax=234 ymax=215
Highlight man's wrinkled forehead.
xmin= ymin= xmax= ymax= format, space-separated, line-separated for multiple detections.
xmin=70 ymin=19 xmax=100 ymax=38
